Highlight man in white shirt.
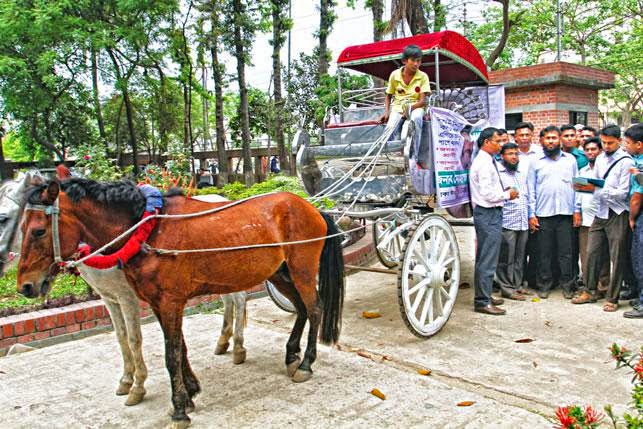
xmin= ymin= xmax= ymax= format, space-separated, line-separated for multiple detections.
xmin=573 ymin=125 xmax=635 ymax=311
xmin=470 ymin=127 xmax=519 ymax=315
xmin=577 ymin=137 xmax=610 ymax=295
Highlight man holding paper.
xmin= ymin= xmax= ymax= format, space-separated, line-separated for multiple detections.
xmin=572 ymin=125 xmax=634 ymax=311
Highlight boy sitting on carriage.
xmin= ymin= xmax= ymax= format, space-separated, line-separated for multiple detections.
xmin=379 ymin=44 xmax=431 ymax=164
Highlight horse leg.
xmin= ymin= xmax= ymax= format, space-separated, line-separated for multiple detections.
xmin=181 ymin=338 xmax=200 ymax=406
xmin=120 ymin=296 xmax=148 ymax=406
xmin=103 ymin=298 xmax=135 ymax=396
xmin=154 ymin=301 xmax=191 ymax=428
xmin=231 ymin=292 xmax=247 ymax=365
xmin=214 ymin=294 xmax=234 ymax=355
xmin=268 ymin=272 xmax=308 ymax=378
xmin=290 ymin=286 xmax=321 ymax=384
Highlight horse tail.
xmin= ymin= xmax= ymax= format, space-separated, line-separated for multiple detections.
xmin=318 ymin=212 xmax=345 ymax=345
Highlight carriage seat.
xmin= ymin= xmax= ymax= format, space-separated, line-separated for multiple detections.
xmin=325 ymin=119 xmax=382 ymax=129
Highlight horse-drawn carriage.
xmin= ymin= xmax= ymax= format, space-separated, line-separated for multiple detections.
xmin=268 ymin=31 xmax=504 ymax=338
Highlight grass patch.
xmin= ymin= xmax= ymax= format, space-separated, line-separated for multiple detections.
xmin=0 ymin=265 xmax=92 ymax=312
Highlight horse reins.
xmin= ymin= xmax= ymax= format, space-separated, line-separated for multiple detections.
xmin=24 ymin=200 xmax=63 ymax=264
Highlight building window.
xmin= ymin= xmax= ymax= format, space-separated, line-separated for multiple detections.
xmin=505 ymin=113 xmax=523 ymax=131
xmin=569 ymin=111 xmax=588 ymax=126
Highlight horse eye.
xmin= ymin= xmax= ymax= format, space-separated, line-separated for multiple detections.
xmin=32 ymin=228 xmax=46 ymax=238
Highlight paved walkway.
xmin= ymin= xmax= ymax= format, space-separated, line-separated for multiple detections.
xmin=0 ymin=225 xmax=639 ymax=428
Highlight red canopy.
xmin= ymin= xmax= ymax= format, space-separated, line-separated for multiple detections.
xmin=336 ymin=31 xmax=488 ymax=86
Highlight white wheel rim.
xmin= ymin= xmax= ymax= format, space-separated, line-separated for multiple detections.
xmin=374 ymin=218 xmax=413 ymax=266
xmin=265 ymin=280 xmax=296 ymax=313
xmin=400 ymin=216 xmax=460 ymax=336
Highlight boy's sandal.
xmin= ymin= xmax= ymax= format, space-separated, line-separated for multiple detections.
xmin=602 ymin=302 xmax=618 ymax=312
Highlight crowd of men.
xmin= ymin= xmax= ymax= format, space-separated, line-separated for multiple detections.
xmin=470 ymin=122 xmax=643 ymax=318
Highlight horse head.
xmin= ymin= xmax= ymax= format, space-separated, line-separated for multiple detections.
xmin=0 ymin=171 xmax=42 ymax=275
xmin=17 ymin=179 xmax=82 ymax=298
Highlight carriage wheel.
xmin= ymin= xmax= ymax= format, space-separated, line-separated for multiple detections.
xmin=397 ymin=214 xmax=460 ymax=338
xmin=265 ymin=280 xmax=296 ymax=313
xmin=372 ymin=217 xmax=414 ymax=268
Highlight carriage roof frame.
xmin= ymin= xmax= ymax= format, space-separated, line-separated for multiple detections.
xmin=336 ymin=30 xmax=489 ymax=91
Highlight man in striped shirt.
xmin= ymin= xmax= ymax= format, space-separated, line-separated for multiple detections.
xmin=495 ymin=143 xmax=531 ymax=301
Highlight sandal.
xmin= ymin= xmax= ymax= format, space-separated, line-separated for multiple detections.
xmin=602 ymin=302 xmax=618 ymax=312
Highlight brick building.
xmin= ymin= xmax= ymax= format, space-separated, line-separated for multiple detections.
xmin=489 ymin=62 xmax=614 ymax=132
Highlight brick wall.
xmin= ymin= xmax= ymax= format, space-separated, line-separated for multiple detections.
xmin=490 ymin=62 xmax=613 ymax=132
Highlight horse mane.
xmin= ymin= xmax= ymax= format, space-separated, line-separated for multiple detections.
xmin=25 ymin=178 xmax=146 ymax=221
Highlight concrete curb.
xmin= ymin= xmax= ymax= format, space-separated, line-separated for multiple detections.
xmin=0 ymin=232 xmax=376 ymax=356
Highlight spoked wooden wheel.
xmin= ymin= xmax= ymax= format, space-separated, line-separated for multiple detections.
xmin=265 ymin=280 xmax=296 ymax=313
xmin=372 ymin=216 xmax=414 ymax=268
xmin=397 ymin=214 xmax=460 ymax=338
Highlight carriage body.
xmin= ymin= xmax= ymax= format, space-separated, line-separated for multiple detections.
xmin=272 ymin=32 xmax=504 ymax=338
xmin=295 ymin=31 xmax=499 ymax=208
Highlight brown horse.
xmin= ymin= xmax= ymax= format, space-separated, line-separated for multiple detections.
xmin=17 ymin=178 xmax=345 ymax=428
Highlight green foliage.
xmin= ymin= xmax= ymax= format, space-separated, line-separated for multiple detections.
xmin=0 ymin=266 xmax=90 ymax=311
xmin=286 ymin=53 xmax=371 ymax=133
xmin=224 ymin=87 xmax=276 ymax=147
xmin=71 ymin=143 xmax=131 ymax=181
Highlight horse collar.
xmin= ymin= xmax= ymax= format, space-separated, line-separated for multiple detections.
xmin=25 ymin=199 xmax=63 ymax=264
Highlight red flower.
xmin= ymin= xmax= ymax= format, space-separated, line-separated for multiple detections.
xmin=83 ymin=154 xmax=91 ymax=160
xmin=554 ymin=406 xmax=577 ymax=429
xmin=635 ymin=355 xmax=643 ymax=379
xmin=583 ymin=405 xmax=604 ymax=424
xmin=415 ymin=86 xmax=421 ymax=93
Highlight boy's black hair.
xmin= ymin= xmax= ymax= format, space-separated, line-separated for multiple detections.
xmin=600 ymin=124 xmax=621 ymax=139
xmin=582 ymin=126 xmax=597 ymax=135
xmin=624 ymin=123 xmax=643 ymax=143
xmin=402 ymin=44 xmax=423 ymax=60
xmin=514 ymin=122 xmax=534 ymax=132
xmin=583 ymin=136 xmax=602 ymax=149
xmin=560 ymin=124 xmax=575 ymax=133
xmin=500 ymin=142 xmax=519 ymax=154
xmin=476 ymin=127 xmax=499 ymax=148
xmin=461 ymin=125 xmax=472 ymax=135
xmin=542 ymin=125 xmax=561 ymax=136
xmin=497 ymin=128 xmax=508 ymax=135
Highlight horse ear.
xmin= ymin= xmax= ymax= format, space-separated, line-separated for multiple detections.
xmin=42 ymin=180 xmax=60 ymax=204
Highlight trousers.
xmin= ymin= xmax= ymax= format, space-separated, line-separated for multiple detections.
xmin=473 ymin=206 xmax=503 ymax=307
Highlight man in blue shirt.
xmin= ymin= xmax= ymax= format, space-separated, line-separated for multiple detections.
xmin=527 ymin=125 xmax=581 ymax=299
xmin=623 ymin=124 xmax=643 ymax=318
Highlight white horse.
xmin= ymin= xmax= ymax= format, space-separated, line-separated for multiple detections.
xmin=0 ymin=172 xmax=248 ymax=406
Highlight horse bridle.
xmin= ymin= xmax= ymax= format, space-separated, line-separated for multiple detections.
xmin=24 ymin=199 xmax=63 ymax=264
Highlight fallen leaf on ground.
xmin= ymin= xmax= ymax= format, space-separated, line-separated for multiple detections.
xmin=417 ymin=368 xmax=431 ymax=376
xmin=459 ymin=282 xmax=471 ymax=289
xmin=382 ymin=355 xmax=393 ymax=361
xmin=457 ymin=401 xmax=475 ymax=407
xmin=544 ymin=320 xmax=552 ymax=327
xmin=0 ymin=370 xmax=5 ymax=374
xmin=531 ymin=297 xmax=540 ymax=302
xmin=362 ymin=311 xmax=381 ymax=319
xmin=370 ymin=388 xmax=386 ymax=400
xmin=532 ymin=361 xmax=538 ymax=368
xmin=514 ymin=338 xmax=535 ymax=343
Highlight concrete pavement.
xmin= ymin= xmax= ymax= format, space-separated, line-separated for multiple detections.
xmin=0 ymin=224 xmax=639 ymax=428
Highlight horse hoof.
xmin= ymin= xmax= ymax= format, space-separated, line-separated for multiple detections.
xmin=124 ymin=388 xmax=146 ymax=406
xmin=214 ymin=342 xmax=229 ymax=355
xmin=167 ymin=419 xmax=191 ymax=429
xmin=292 ymin=369 xmax=313 ymax=383
xmin=286 ymin=359 xmax=301 ymax=378
xmin=115 ymin=382 xmax=132 ymax=396
xmin=232 ymin=349 xmax=246 ymax=365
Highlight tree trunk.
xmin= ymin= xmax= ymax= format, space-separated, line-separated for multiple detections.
xmin=180 ymin=2 xmax=194 ymax=160
xmin=0 ymin=129 xmax=7 ymax=180
xmin=272 ymin=0 xmax=289 ymax=173
xmin=318 ymin=0 xmax=333 ymax=76
xmin=114 ymin=99 xmax=124 ymax=167
xmin=210 ymin=10 xmax=228 ymax=185
xmin=371 ymin=0 xmax=386 ymax=88
xmin=90 ymin=49 xmax=106 ymax=141
xmin=107 ymin=48 xmax=138 ymax=176
xmin=432 ymin=0 xmax=446 ymax=32
xmin=409 ymin=0 xmax=428 ymax=34
xmin=233 ymin=0 xmax=253 ymax=186
xmin=486 ymin=0 xmax=511 ymax=69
